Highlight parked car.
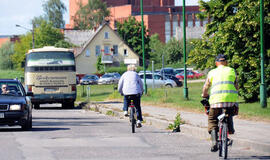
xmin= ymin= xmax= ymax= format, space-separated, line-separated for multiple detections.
xmin=176 ymin=70 xmax=204 ymax=79
xmin=160 ymin=67 xmax=175 ymax=76
xmin=0 ymin=79 xmax=33 ymax=130
xmin=139 ymin=73 xmax=177 ymax=88
xmin=98 ymin=73 xmax=120 ymax=84
xmin=80 ymin=75 xmax=99 ymax=85
xmin=163 ymin=74 xmax=183 ymax=87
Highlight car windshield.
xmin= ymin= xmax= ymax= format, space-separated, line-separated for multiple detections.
xmin=0 ymin=82 xmax=24 ymax=96
xmin=102 ymin=74 xmax=113 ymax=78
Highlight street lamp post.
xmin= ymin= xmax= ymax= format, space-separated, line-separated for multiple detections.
xmin=260 ymin=0 xmax=267 ymax=108
xmin=16 ymin=24 xmax=35 ymax=49
xmin=183 ymin=0 xmax=188 ymax=99
xmin=140 ymin=0 xmax=147 ymax=94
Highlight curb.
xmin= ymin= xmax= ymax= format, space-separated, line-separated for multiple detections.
xmin=84 ymin=102 xmax=270 ymax=154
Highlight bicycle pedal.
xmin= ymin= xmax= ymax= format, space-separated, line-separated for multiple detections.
xmin=228 ymin=139 xmax=233 ymax=146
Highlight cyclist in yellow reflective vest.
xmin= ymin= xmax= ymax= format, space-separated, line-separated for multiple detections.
xmin=202 ymin=54 xmax=239 ymax=152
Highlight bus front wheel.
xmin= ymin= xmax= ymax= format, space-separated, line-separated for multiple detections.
xmin=33 ymin=103 xmax=40 ymax=109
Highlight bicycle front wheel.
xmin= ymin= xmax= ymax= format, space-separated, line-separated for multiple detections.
xmin=130 ymin=107 xmax=136 ymax=133
xmin=221 ymin=123 xmax=228 ymax=159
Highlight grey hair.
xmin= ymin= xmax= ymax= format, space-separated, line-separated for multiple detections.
xmin=127 ymin=64 xmax=137 ymax=71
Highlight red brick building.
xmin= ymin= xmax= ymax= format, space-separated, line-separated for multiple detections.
xmin=67 ymin=0 xmax=206 ymax=43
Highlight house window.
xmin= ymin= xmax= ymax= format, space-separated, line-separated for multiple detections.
xmin=124 ymin=49 xmax=128 ymax=56
xmin=95 ymin=45 xmax=101 ymax=56
xmin=113 ymin=45 xmax=118 ymax=55
xmin=85 ymin=49 xmax=90 ymax=57
xmin=104 ymin=46 xmax=110 ymax=54
xmin=104 ymin=32 xmax=109 ymax=39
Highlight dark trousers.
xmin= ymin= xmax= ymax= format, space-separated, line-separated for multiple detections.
xmin=208 ymin=107 xmax=235 ymax=134
xmin=123 ymin=94 xmax=143 ymax=121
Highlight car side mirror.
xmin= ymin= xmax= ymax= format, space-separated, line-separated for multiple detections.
xmin=26 ymin=91 xmax=34 ymax=96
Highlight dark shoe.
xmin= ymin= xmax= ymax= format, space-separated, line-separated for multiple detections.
xmin=211 ymin=144 xmax=218 ymax=152
xmin=228 ymin=138 xmax=233 ymax=146
xmin=124 ymin=111 xmax=128 ymax=117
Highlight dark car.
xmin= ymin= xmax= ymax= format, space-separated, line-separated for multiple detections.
xmin=0 ymin=79 xmax=33 ymax=130
xmin=160 ymin=67 xmax=175 ymax=76
xmin=80 ymin=75 xmax=99 ymax=85
xmin=163 ymin=74 xmax=183 ymax=87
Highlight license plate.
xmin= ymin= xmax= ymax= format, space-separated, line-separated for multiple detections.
xmin=0 ymin=113 xmax=4 ymax=118
xmin=45 ymin=88 xmax=57 ymax=92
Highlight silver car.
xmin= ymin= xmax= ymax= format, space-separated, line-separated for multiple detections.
xmin=139 ymin=73 xmax=177 ymax=88
xmin=98 ymin=73 xmax=119 ymax=84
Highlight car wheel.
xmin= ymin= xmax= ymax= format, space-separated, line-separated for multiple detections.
xmin=165 ymin=84 xmax=173 ymax=88
xmin=21 ymin=113 xmax=32 ymax=131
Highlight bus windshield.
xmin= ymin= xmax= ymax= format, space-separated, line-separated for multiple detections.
xmin=26 ymin=51 xmax=75 ymax=67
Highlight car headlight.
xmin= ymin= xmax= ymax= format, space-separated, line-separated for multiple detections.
xmin=9 ymin=104 xmax=22 ymax=110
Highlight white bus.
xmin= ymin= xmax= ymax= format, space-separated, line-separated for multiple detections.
xmin=25 ymin=46 xmax=76 ymax=109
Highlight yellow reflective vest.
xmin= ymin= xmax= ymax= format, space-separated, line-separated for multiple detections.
xmin=208 ymin=65 xmax=238 ymax=104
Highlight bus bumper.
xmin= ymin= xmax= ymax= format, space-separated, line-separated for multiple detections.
xmin=30 ymin=93 xmax=76 ymax=104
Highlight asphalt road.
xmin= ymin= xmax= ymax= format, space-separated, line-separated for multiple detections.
xmin=0 ymin=105 xmax=269 ymax=160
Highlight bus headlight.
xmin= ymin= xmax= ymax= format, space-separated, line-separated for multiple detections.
xmin=9 ymin=104 xmax=22 ymax=110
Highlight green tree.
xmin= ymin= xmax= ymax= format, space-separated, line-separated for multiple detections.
xmin=188 ymin=0 xmax=270 ymax=102
xmin=31 ymin=16 xmax=47 ymax=28
xmin=96 ymin=55 xmax=104 ymax=73
xmin=164 ymin=38 xmax=183 ymax=64
xmin=12 ymin=21 xmax=73 ymax=70
xmin=73 ymin=0 xmax=110 ymax=30
xmin=116 ymin=16 xmax=151 ymax=65
xmin=0 ymin=42 xmax=14 ymax=70
xmin=149 ymin=34 xmax=165 ymax=64
xmin=42 ymin=0 xmax=67 ymax=28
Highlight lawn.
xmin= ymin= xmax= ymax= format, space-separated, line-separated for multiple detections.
xmin=0 ymin=69 xmax=24 ymax=79
xmin=77 ymin=83 xmax=270 ymax=121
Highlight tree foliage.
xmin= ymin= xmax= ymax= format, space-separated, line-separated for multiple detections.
xmin=164 ymin=38 xmax=183 ymax=64
xmin=116 ymin=16 xmax=151 ymax=65
xmin=188 ymin=0 xmax=270 ymax=102
xmin=73 ymin=0 xmax=110 ymax=30
xmin=149 ymin=34 xmax=165 ymax=64
xmin=0 ymin=42 xmax=14 ymax=70
xmin=12 ymin=21 xmax=73 ymax=70
xmin=42 ymin=0 xmax=67 ymax=28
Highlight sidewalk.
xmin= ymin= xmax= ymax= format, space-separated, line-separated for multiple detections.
xmin=86 ymin=101 xmax=270 ymax=154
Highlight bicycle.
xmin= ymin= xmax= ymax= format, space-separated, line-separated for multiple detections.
xmin=129 ymin=100 xmax=137 ymax=133
xmin=218 ymin=109 xmax=231 ymax=159
xmin=201 ymin=97 xmax=232 ymax=159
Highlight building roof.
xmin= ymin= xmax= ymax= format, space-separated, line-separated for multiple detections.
xmin=64 ymin=29 xmax=96 ymax=46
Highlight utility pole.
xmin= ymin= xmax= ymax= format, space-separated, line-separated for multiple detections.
xmin=260 ymin=0 xmax=267 ymax=108
xmin=183 ymin=0 xmax=188 ymax=99
xmin=140 ymin=0 xmax=147 ymax=94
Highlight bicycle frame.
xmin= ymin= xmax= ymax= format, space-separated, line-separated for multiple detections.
xmin=129 ymin=100 xmax=137 ymax=133
xmin=218 ymin=109 xmax=229 ymax=159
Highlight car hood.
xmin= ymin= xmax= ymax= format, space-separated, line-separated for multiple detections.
xmin=0 ymin=96 xmax=26 ymax=104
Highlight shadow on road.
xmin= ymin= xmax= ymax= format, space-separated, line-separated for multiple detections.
xmin=229 ymin=156 xmax=270 ymax=159
xmin=0 ymin=127 xmax=70 ymax=132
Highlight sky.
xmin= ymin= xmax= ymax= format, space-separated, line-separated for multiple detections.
xmin=0 ymin=0 xmax=69 ymax=36
xmin=0 ymin=0 xmax=200 ymax=36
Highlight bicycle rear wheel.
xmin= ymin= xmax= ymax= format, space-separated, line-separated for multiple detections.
xmin=130 ymin=107 xmax=136 ymax=133
xmin=221 ymin=123 xmax=228 ymax=159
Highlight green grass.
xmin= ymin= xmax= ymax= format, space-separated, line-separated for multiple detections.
xmin=0 ymin=69 xmax=24 ymax=79
xmin=76 ymin=84 xmax=118 ymax=102
xmin=77 ymin=83 xmax=270 ymax=121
